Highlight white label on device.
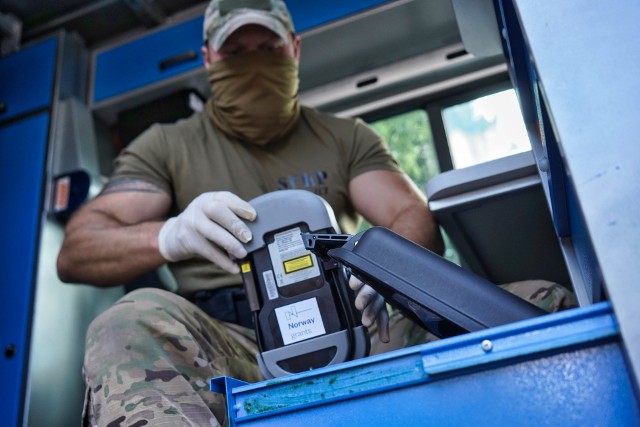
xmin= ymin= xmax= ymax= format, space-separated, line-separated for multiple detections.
xmin=268 ymin=227 xmax=320 ymax=287
xmin=275 ymin=297 xmax=326 ymax=345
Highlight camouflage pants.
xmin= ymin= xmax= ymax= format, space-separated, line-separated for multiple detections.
xmin=83 ymin=288 xmax=263 ymax=427
xmin=83 ymin=280 xmax=576 ymax=426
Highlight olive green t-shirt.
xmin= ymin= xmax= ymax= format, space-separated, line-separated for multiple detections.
xmin=113 ymin=106 xmax=399 ymax=295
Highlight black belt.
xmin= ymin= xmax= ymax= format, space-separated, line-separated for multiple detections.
xmin=190 ymin=286 xmax=254 ymax=329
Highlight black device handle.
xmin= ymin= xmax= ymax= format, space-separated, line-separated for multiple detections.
xmin=301 ymin=232 xmax=352 ymax=261
xmin=159 ymin=50 xmax=199 ymax=72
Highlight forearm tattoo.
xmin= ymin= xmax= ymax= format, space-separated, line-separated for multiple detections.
xmin=98 ymin=178 xmax=164 ymax=197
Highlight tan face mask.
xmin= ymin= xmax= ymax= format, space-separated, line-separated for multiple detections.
xmin=206 ymin=51 xmax=301 ymax=146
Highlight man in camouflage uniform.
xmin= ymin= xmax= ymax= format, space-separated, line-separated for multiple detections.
xmin=58 ymin=0 xmax=576 ymax=425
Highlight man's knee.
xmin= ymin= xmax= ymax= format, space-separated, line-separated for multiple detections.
xmin=89 ymin=287 xmax=150 ymax=324
xmin=499 ymin=280 xmax=578 ymax=312
xmin=85 ymin=287 xmax=193 ymax=354
xmin=91 ymin=287 xmax=186 ymax=323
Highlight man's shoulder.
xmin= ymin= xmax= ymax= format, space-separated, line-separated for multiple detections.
xmin=124 ymin=111 xmax=214 ymax=159
xmin=152 ymin=111 xmax=210 ymax=139
xmin=299 ymin=106 xmax=376 ymax=145
xmin=300 ymin=105 xmax=359 ymax=128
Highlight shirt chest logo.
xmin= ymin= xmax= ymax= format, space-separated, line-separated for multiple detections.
xmin=277 ymin=170 xmax=328 ymax=195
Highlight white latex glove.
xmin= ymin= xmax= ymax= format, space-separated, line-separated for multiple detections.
xmin=349 ymin=275 xmax=390 ymax=343
xmin=158 ymin=191 xmax=256 ymax=274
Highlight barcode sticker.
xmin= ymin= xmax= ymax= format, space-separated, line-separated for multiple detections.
xmin=263 ymin=270 xmax=278 ymax=300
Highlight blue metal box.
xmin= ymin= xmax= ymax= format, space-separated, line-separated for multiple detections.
xmin=212 ymin=302 xmax=639 ymax=426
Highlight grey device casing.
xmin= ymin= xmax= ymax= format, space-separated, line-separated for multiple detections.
xmin=240 ymin=189 xmax=369 ymax=378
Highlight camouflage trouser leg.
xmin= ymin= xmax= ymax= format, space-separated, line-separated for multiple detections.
xmin=83 ymin=288 xmax=263 ymax=427
xmin=370 ymin=280 xmax=578 ymax=355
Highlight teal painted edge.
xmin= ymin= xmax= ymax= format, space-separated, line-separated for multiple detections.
xmin=238 ymin=352 xmax=428 ymax=420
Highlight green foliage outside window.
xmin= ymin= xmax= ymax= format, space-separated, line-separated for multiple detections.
xmin=371 ymin=110 xmax=440 ymax=190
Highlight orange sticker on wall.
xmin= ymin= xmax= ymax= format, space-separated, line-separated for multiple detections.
xmin=54 ymin=176 xmax=70 ymax=212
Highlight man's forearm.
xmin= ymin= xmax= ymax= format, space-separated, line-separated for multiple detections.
xmin=349 ymin=169 xmax=445 ymax=255
xmin=57 ymin=214 xmax=166 ymax=287
xmin=387 ymin=201 xmax=444 ymax=255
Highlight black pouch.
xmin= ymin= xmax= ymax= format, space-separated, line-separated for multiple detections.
xmin=190 ymin=287 xmax=254 ymax=329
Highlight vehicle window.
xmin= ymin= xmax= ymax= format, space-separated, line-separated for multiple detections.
xmin=442 ymin=89 xmax=530 ymax=169
xmin=371 ymin=109 xmax=440 ymax=190
xmin=369 ymin=110 xmax=460 ymax=265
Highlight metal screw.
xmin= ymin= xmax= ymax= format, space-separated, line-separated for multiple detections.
xmin=481 ymin=340 xmax=493 ymax=352
xmin=538 ymin=157 xmax=550 ymax=172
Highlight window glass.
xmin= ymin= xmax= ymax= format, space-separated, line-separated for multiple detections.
xmin=443 ymin=89 xmax=529 ymax=169
xmin=369 ymin=110 xmax=460 ymax=265
xmin=370 ymin=109 xmax=439 ymax=190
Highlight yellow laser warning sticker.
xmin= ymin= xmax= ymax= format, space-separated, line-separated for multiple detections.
xmin=283 ymin=254 xmax=314 ymax=274
xmin=241 ymin=263 xmax=251 ymax=273
xmin=268 ymin=227 xmax=321 ymax=287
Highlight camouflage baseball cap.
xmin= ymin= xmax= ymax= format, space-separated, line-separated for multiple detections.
xmin=203 ymin=0 xmax=295 ymax=50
